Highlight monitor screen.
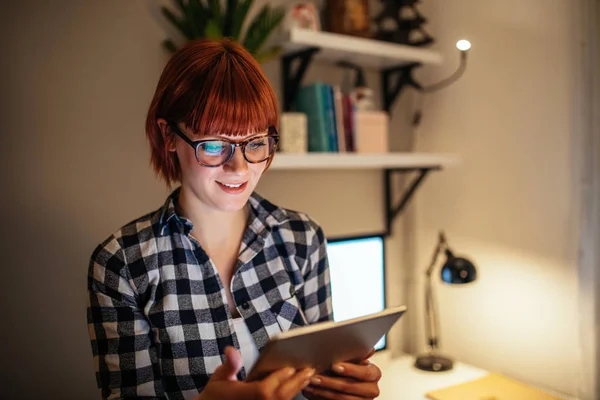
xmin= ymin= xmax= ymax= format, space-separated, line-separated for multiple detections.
xmin=326 ymin=235 xmax=386 ymax=350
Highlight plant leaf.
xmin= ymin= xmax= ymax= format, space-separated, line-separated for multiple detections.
xmin=186 ymin=0 xmax=208 ymax=38
xmin=243 ymin=5 xmax=268 ymax=52
xmin=208 ymin=0 xmax=222 ymax=27
xmin=173 ymin=0 xmax=187 ymax=14
xmin=243 ymin=5 xmax=285 ymax=55
xmin=231 ymin=0 xmax=253 ymax=40
xmin=205 ymin=19 xmax=223 ymax=40
xmin=163 ymin=38 xmax=179 ymax=53
xmin=253 ymin=45 xmax=282 ymax=63
xmin=222 ymin=0 xmax=238 ymax=37
xmin=161 ymin=6 xmax=194 ymax=40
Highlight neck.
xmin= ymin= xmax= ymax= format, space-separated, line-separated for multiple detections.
xmin=176 ymin=186 xmax=249 ymax=247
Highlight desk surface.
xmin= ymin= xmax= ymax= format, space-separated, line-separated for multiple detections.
xmin=372 ymin=352 xmax=577 ymax=400
xmin=374 ymin=352 xmax=488 ymax=399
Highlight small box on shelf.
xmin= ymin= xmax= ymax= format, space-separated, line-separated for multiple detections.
xmin=279 ymin=112 xmax=308 ymax=153
xmin=354 ymin=111 xmax=389 ymax=154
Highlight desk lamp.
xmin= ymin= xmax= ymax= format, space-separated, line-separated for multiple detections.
xmin=415 ymin=231 xmax=477 ymax=372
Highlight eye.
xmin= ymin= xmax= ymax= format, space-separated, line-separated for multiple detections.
xmin=200 ymin=141 xmax=226 ymax=155
xmin=247 ymin=138 xmax=267 ymax=151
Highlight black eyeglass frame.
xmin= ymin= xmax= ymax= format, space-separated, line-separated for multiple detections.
xmin=168 ymin=122 xmax=280 ymax=168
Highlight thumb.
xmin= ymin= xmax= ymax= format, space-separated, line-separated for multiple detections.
xmin=211 ymin=346 xmax=243 ymax=382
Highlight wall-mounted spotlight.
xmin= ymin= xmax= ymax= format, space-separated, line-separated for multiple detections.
xmin=456 ymin=39 xmax=471 ymax=52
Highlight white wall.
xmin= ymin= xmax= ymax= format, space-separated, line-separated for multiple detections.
xmin=399 ymin=0 xmax=586 ymax=396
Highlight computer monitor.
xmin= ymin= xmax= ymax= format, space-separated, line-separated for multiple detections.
xmin=326 ymin=235 xmax=387 ymax=350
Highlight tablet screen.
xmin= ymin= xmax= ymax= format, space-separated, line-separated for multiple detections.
xmin=326 ymin=235 xmax=386 ymax=350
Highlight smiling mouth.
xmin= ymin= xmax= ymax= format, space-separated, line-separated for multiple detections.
xmin=216 ymin=181 xmax=249 ymax=194
xmin=217 ymin=182 xmax=245 ymax=188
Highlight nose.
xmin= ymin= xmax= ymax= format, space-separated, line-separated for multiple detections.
xmin=223 ymin=145 xmax=249 ymax=174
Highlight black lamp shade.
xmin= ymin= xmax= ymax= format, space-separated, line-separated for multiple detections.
xmin=440 ymin=255 xmax=477 ymax=284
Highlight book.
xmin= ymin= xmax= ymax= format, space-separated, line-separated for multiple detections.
xmin=342 ymin=93 xmax=356 ymax=151
xmin=321 ymin=83 xmax=338 ymax=152
xmin=426 ymin=373 xmax=562 ymax=400
xmin=332 ymin=85 xmax=346 ymax=152
xmin=294 ymin=82 xmax=331 ymax=152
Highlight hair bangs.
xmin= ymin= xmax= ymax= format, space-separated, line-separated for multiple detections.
xmin=181 ymin=53 xmax=278 ymax=138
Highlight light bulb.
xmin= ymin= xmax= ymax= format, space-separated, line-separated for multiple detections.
xmin=456 ymin=39 xmax=471 ymax=51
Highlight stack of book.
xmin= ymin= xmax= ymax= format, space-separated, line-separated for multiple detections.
xmin=294 ymin=81 xmax=356 ymax=153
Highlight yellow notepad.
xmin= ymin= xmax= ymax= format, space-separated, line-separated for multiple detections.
xmin=426 ymin=373 xmax=561 ymax=400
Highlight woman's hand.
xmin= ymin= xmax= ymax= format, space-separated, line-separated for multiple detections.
xmin=195 ymin=346 xmax=315 ymax=400
xmin=302 ymin=350 xmax=382 ymax=400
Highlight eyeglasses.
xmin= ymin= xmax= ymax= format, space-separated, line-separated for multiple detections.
xmin=168 ymin=122 xmax=279 ymax=168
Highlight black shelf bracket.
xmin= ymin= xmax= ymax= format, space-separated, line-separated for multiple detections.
xmin=384 ymin=167 xmax=440 ymax=236
xmin=282 ymin=49 xmax=426 ymax=115
xmin=381 ymin=62 xmax=423 ymax=112
xmin=281 ymin=47 xmax=321 ymax=111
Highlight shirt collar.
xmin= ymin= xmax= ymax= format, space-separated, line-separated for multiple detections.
xmin=156 ymin=187 xmax=190 ymax=236
xmin=247 ymin=191 xmax=288 ymax=230
xmin=156 ymin=187 xmax=288 ymax=236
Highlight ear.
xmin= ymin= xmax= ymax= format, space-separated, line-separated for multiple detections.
xmin=156 ymin=118 xmax=177 ymax=152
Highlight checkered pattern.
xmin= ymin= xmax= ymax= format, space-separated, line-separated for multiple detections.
xmin=87 ymin=188 xmax=333 ymax=400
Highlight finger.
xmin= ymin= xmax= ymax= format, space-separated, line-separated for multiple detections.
xmin=259 ymin=366 xmax=312 ymax=397
xmin=250 ymin=367 xmax=295 ymax=399
xmin=359 ymin=348 xmax=375 ymax=366
xmin=330 ymin=362 xmax=382 ymax=382
xmin=363 ymin=348 xmax=376 ymax=361
xmin=303 ymin=385 xmax=367 ymax=400
xmin=224 ymin=346 xmax=244 ymax=373
xmin=211 ymin=346 xmax=243 ymax=381
xmin=274 ymin=368 xmax=316 ymax=398
xmin=308 ymin=375 xmax=380 ymax=398
xmin=261 ymin=366 xmax=296 ymax=390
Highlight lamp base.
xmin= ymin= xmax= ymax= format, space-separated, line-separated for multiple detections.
xmin=414 ymin=353 xmax=453 ymax=372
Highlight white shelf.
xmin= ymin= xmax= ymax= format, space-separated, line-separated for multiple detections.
xmin=270 ymin=153 xmax=459 ymax=170
xmin=282 ymin=28 xmax=443 ymax=69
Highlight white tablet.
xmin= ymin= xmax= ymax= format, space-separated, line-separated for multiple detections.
xmin=245 ymin=305 xmax=407 ymax=382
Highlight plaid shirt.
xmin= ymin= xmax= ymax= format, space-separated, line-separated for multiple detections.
xmin=87 ymin=188 xmax=333 ymax=400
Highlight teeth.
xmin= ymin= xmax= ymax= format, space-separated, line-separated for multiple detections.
xmin=221 ymin=182 xmax=243 ymax=188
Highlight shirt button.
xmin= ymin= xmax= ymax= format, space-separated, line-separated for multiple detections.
xmin=241 ymin=302 xmax=250 ymax=310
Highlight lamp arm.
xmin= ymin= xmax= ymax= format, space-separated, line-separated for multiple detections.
xmin=422 ymin=51 xmax=468 ymax=93
xmin=425 ymin=232 xmax=447 ymax=277
xmin=423 ymin=232 xmax=447 ymax=352
xmin=412 ymin=51 xmax=469 ymax=126
xmin=425 ymin=273 xmax=442 ymax=352
xmin=424 ymin=274 xmax=435 ymax=350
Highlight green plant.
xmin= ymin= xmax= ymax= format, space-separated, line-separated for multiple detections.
xmin=161 ymin=0 xmax=286 ymax=63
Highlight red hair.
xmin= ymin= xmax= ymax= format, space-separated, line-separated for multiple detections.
xmin=145 ymin=38 xmax=279 ymax=187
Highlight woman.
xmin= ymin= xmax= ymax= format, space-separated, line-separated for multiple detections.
xmin=87 ymin=38 xmax=381 ymax=400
